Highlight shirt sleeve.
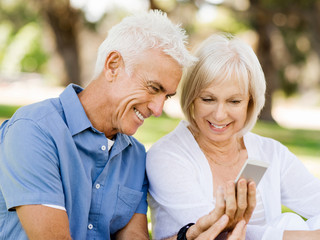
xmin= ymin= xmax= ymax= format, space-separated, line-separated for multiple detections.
xmin=0 ymin=119 xmax=65 ymax=210
xmin=147 ymin=141 xmax=214 ymax=238
xmin=250 ymin=143 xmax=320 ymax=239
xmin=279 ymin=146 xmax=320 ymax=226
xmin=135 ymin=171 xmax=148 ymax=215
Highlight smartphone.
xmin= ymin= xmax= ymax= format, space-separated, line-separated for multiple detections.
xmin=235 ymin=158 xmax=269 ymax=186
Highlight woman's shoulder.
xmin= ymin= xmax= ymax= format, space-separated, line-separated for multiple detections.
xmin=245 ymin=131 xmax=285 ymax=148
xmin=245 ymin=131 xmax=290 ymax=159
xmin=148 ymin=120 xmax=194 ymax=153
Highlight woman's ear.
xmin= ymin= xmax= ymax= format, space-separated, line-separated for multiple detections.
xmin=103 ymin=51 xmax=123 ymax=81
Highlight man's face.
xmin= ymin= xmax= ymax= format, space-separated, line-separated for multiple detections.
xmin=108 ymin=49 xmax=182 ymax=137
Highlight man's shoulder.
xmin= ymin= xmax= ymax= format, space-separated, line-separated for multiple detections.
xmin=13 ymin=98 xmax=61 ymax=122
xmin=1 ymin=98 xmax=64 ymax=139
xmin=125 ymin=135 xmax=146 ymax=152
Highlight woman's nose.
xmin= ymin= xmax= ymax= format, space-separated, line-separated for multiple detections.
xmin=214 ymin=103 xmax=227 ymax=121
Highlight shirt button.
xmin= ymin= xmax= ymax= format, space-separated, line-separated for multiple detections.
xmin=95 ymin=184 xmax=100 ymax=189
xmin=101 ymin=145 xmax=106 ymax=151
xmin=88 ymin=224 xmax=93 ymax=230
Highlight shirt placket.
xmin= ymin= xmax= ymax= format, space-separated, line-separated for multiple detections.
xmin=87 ymin=139 xmax=109 ymax=238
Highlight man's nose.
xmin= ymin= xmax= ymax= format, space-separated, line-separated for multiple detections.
xmin=148 ymin=96 xmax=166 ymax=117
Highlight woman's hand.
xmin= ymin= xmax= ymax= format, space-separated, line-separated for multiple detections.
xmin=224 ymin=179 xmax=256 ymax=230
xmin=184 ymin=179 xmax=255 ymax=239
xmin=186 ymin=215 xmax=247 ymax=240
xmin=283 ymin=229 xmax=320 ymax=240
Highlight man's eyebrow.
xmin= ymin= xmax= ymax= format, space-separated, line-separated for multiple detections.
xmin=148 ymin=81 xmax=176 ymax=97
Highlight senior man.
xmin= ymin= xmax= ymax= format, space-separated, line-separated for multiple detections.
xmin=0 ymin=10 xmax=195 ymax=240
xmin=0 ymin=10 xmax=250 ymax=240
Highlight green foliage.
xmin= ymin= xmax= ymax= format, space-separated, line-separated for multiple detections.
xmin=134 ymin=115 xmax=320 ymax=158
xmin=209 ymin=7 xmax=250 ymax=34
xmin=134 ymin=113 xmax=181 ymax=148
xmin=278 ymin=70 xmax=298 ymax=96
xmin=0 ymin=104 xmax=20 ymax=118
xmin=0 ymin=0 xmax=48 ymax=74
xmin=253 ymin=120 xmax=320 ymax=157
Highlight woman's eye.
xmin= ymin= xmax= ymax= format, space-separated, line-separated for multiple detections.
xmin=231 ymin=100 xmax=241 ymax=104
xmin=201 ymin=97 xmax=213 ymax=102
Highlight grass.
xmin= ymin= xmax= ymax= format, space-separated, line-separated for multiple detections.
xmin=135 ymin=114 xmax=320 ymax=225
xmin=3 ymin=104 xmax=319 ymax=158
xmin=1 ymin=106 xmax=317 ymax=228
xmin=134 ymin=114 xmax=320 ymax=159
xmin=0 ymin=104 xmax=21 ymax=119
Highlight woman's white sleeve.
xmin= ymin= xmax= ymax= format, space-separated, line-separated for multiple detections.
xmin=147 ymin=146 xmax=213 ymax=236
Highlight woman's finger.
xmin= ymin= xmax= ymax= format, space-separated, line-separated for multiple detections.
xmin=215 ymin=186 xmax=226 ymax=216
xmin=195 ymin=215 xmax=229 ymax=240
xmin=225 ymin=181 xmax=237 ymax=220
xmin=189 ymin=188 xmax=226 ymax=239
xmin=228 ymin=220 xmax=247 ymax=240
xmin=234 ymin=179 xmax=248 ymax=220
xmin=244 ymin=181 xmax=256 ymax=221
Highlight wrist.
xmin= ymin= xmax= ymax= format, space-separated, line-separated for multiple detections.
xmin=177 ymin=223 xmax=194 ymax=240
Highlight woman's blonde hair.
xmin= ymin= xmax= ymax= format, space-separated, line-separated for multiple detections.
xmin=180 ymin=33 xmax=266 ymax=136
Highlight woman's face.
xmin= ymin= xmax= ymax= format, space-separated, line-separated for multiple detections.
xmin=193 ymin=79 xmax=250 ymax=144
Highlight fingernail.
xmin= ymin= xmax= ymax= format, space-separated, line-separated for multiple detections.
xmin=240 ymin=220 xmax=246 ymax=227
xmin=249 ymin=181 xmax=256 ymax=188
xmin=218 ymin=186 xmax=224 ymax=193
xmin=221 ymin=215 xmax=229 ymax=224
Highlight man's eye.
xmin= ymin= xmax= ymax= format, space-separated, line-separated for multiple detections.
xmin=149 ymin=86 xmax=159 ymax=93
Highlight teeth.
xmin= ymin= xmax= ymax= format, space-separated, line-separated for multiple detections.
xmin=134 ymin=108 xmax=145 ymax=121
xmin=211 ymin=123 xmax=227 ymax=129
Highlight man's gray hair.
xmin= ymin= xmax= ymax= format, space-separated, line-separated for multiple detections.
xmin=93 ymin=10 xmax=197 ymax=78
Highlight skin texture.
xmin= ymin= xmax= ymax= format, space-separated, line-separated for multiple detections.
xmin=184 ymin=78 xmax=320 ymax=239
xmin=283 ymin=230 xmax=320 ymax=240
xmin=17 ymin=49 xmax=183 ymax=240
xmin=193 ymin=79 xmax=250 ymax=145
xmin=114 ymin=213 xmax=150 ymax=240
xmin=16 ymin=205 xmax=72 ymax=240
xmin=163 ymin=180 xmax=253 ymax=240
xmin=78 ymin=49 xmax=182 ymax=139
xmin=161 ymin=79 xmax=256 ymax=240
xmin=186 ymin=179 xmax=255 ymax=240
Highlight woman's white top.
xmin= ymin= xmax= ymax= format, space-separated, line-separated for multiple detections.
xmin=146 ymin=121 xmax=320 ymax=240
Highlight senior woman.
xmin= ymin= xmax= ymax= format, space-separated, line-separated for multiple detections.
xmin=146 ymin=33 xmax=320 ymax=240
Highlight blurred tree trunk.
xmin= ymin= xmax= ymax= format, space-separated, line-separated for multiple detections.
xmin=249 ymin=0 xmax=277 ymax=121
xmin=36 ymin=0 xmax=81 ymax=86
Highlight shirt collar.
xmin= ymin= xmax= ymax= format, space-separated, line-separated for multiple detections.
xmin=59 ymin=84 xmax=92 ymax=136
xmin=59 ymin=84 xmax=134 ymax=148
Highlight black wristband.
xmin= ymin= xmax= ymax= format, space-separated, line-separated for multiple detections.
xmin=177 ymin=223 xmax=195 ymax=240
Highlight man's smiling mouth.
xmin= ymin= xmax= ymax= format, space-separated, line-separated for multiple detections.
xmin=134 ymin=108 xmax=145 ymax=121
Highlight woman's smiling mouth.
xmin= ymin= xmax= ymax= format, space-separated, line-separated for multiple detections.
xmin=209 ymin=121 xmax=229 ymax=129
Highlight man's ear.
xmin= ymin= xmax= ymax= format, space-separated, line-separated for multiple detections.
xmin=103 ymin=51 xmax=123 ymax=81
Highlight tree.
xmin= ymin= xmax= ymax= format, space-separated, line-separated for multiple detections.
xmin=35 ymin=0 xmax=82 ymax=86
xmin=149 ymin=0 xmax=320 ymax=121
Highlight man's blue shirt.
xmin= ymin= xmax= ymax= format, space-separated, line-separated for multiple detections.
xmin=0 ymin=84 xmax=148 ymax=239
